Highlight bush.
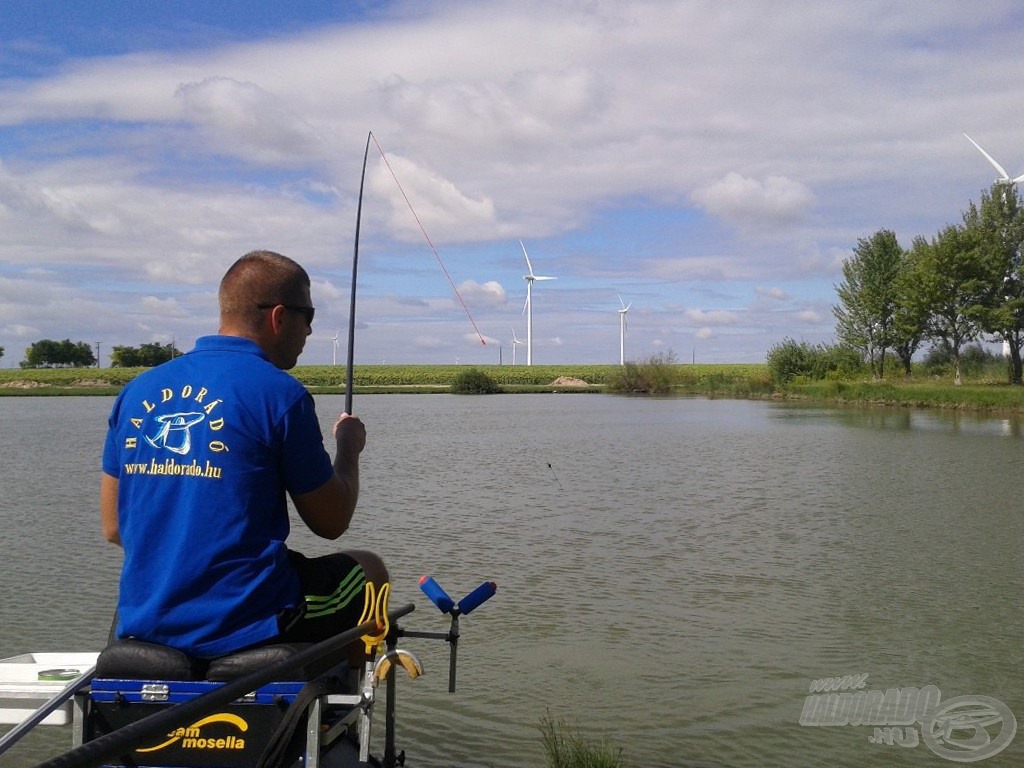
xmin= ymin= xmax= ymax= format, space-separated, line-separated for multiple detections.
xmin=450 ymin=368 xmax=502 ymax=394
xmin=766 ymin=338 xmax=864 ymax=385
xmin=605 ymin=351 xmax=678 ymax=394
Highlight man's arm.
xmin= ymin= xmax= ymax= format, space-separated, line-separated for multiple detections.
xmin=293 ymin=414 xmax=365 ymax=540
xmin=100 ymin=472 xmax=122 ymax=546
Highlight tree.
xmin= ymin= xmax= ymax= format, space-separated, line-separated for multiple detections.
xmin=890 ymin=263 xmax=929 ymax=377
xmin=906 ymin=226 xmax=985 ymax=385
xmin=961 ymin=184 xmax=1024 ymax=384
xmin=109 ymin=342 xmax=175 ymax=367
xmin=20 ymin=339 xmax=96 ymax=368
xmin=833 ymin=229 xmax=905 ymax=378
xmin=0 ymin=346 xmax=4 ymax=364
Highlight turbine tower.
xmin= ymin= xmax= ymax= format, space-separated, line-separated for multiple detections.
xmin=520 ymin=240 xmax=556 ymax=366
xmin=511 ymin=326 xmax=525 ymax=366
xmin=617 ymin=295 xmax=631 ymax=366
xmin=332 ymin=330 xmax=340 ymax=366
xmin=963 ymin=133 xmax=1024 ymax=186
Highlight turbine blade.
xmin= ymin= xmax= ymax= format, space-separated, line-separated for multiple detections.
xmin=964 ymin=133 xmax=1011 ymax=180
xmin=520 ymin=240 xmax=536 ymax=277
xmin=534 ymin=275 xmax=556 ymax=281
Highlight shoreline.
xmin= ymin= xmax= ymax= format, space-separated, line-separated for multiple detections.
xmin=2 ymin=364 xmax=1024 ymax=415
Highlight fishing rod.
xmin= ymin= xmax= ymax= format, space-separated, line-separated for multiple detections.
xmin=345 ymin=130 xmax=372 ymax=415
xmin=345 ymin=132 xmax=486 ymax=409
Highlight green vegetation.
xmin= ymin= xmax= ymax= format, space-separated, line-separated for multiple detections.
xmin=450 ymin=368 xmax=502 ymax=394
xmin=540 ymin=714 xmax=628 ymax=768
xmin=0 ymin=362 xmax=770 ymax=396
xmin=833 ymin=185 xmax=1024 ymax=386
xmin=2 ymin=361 xmax=1024 ymax=414
xmin=766 ymin=339 xmax=864 ymax=385
xmin=20 ymin=338 xmax=96 ymax=368
xmin=109 ymin=342 xmax=175 ymax=367
xmin=605 ymin=351 xmax=679 ymax=394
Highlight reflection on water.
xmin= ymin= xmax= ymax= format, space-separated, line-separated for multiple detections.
xmin=1 ymin=395 xmax=1022 ymax=767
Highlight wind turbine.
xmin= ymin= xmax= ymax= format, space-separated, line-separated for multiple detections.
xmin=617 ymin=295 xmax=631 ymax=366
xmin=511 ymin=326 xmax=525 ymax=366
xmin=963 ymin=133 xmax=1024 ymax=186
xmin=332 ymin=330 xmax=340 ymax=366
xmin=520 ymin=240 xmax=556 ymax=366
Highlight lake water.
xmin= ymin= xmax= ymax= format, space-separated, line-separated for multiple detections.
xmin=0 ymin=394 xmax=1022 ymax=767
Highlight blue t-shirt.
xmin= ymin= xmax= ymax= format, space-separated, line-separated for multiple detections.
xmin=102 ymin=335 xmax=334 ymax=657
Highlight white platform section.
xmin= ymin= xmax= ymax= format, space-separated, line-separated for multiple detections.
xmin=0 ymin=652 xmax=99 ymax=726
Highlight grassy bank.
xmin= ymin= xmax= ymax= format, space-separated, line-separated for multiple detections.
xmin=3 ymin=363 xmax=1024 ymax=414
xmin=784 ymin=378 xmax=1024 ymax=412
xmin=0 ymin=363 xmax=766 ymax=396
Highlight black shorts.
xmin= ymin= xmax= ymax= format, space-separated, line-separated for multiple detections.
xmin=277 ymin=550 xmax=367 ymax=643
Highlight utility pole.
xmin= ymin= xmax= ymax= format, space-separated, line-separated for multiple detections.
xmin=95 ymin=341 xmax=101 ymax=368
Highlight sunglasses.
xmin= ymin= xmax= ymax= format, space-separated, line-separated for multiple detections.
xmin=257 ymin=303 xmax=316 ymax=326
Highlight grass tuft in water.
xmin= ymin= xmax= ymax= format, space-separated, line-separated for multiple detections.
xmin=539 ymin=713 xmax=629 ymax=768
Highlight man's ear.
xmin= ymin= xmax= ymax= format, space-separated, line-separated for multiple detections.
xmin=266 ymin=304 xmax=286 ymax=333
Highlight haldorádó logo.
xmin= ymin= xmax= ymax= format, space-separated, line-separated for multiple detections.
xmin=800 ymin=675 xmax=1016 ymax=762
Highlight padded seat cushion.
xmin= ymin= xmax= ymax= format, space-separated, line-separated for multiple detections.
xmin=96 ymin=639 xmax=207 ymax=680
xmin=95 ymin=639 xmax=345 ymax=683
xmin=205 ymin=643 xmax=313 ymax=682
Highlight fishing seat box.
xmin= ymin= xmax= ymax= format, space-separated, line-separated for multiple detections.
xmin=80 ymin=639 xmax=356 ymax=768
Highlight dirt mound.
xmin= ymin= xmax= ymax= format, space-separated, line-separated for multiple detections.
xmin=550 ymin=376 xmax=589 ymax=387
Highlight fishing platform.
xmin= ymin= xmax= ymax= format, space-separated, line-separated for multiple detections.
xmin=0 ymin=576 xmax=495 ymax=768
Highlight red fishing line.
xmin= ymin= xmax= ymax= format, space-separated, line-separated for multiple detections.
xmin=370 ymin=132 xmax=487 ymax=345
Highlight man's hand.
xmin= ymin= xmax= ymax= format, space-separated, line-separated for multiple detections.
xmin=334 ymin=413 xmax=366 ymax=457
xmin=295 ymin=413 xmax=365 ymax=540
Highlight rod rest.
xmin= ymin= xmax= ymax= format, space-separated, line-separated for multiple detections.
xmin=95 ymin=639 xmax=348 ymax=682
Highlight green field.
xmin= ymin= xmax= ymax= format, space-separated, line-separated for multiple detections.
xmin=0 ymin=363 xmax=766 ymax=395
xmin=4 ymin=363 xmax=1024 ymax=414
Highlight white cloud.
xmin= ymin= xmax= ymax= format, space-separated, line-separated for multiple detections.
xmin=692 ymin=173 xmax=815 ymax=228
xmin=685 ymin=309 xmax=742 ymax=326
xmin=175 ymin=77 xmax=328 ymax=165
xmin=139 ymin=296 xmax=186 ymax=316
xmin=368 ymin=153 xmax=499 ymax=242
xmin=457 ymin=279 xmax=507 ymax=307
xmin=1 ymin=323 xmax=39 ymax=338
xmin=756 ymin=286 xmax=789 ymax=301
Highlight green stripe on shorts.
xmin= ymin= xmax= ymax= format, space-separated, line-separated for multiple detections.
xmin=304 ymin=565 xmax=365 ymax=619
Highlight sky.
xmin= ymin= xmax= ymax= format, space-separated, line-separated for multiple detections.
xmin=2 ymin=0 xmax=1024 ymax=367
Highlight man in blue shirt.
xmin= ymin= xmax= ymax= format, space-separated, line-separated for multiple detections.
xmin=101 ymin=250 xmax=387 ymax=659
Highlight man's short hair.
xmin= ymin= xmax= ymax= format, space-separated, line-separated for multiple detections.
xmin=219 ymin=250 xmax=311 ymax=328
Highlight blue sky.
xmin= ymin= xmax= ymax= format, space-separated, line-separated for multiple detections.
xmin=2 ymin=1 xmax=1024 ymax=366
